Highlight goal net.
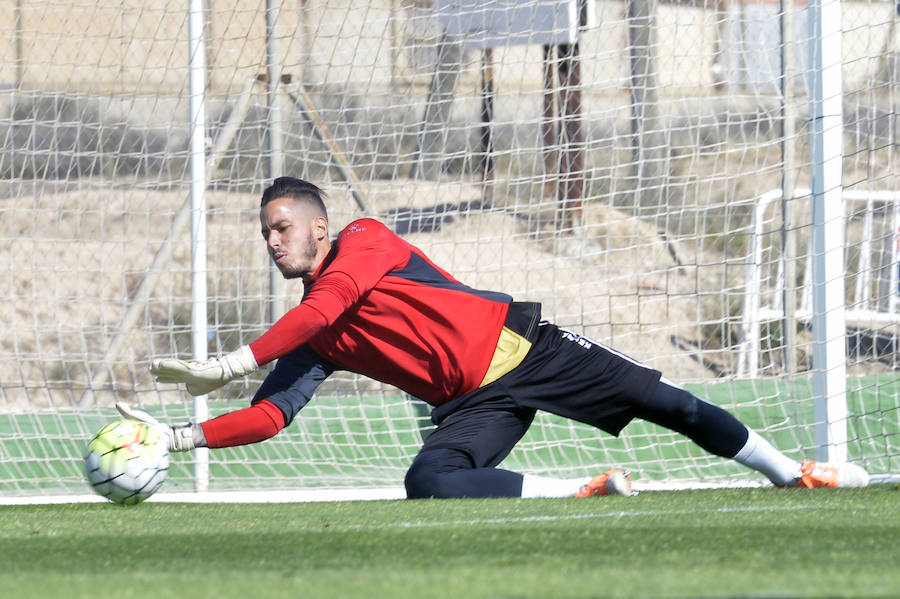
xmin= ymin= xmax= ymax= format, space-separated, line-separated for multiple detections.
xmin=1 ymin=0 xmax=898 ymax=500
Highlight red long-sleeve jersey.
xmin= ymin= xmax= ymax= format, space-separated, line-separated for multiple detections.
xmin=251 ymin=218 xmax=510 ymax=404
xmin=201 ymin=218 xmax=514 ymax=446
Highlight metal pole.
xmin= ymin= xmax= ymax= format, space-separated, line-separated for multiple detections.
xmin=390 ymin=0 xmax=399 ymax=84
xmin=188 ymin=0 xmax=210 ymax=492
xmin=808 ymin=0 xmax=847 ymax=464
xmin=480 ymin=47 xmax=496 ymax=204
xmin=410 ymin=37 xmax=462 ymax=180
xmin=627 ymin=0 xmax=665 ymax=214
xmin=780 ymin=0 xmax=798 ymax=374
xmin=285 ymin=83 xmax=371 ymax=214
xmin=266 ymin=0 xmax=286 ymax=323
xmin=14 ymin=0 xmax=24 ymax=89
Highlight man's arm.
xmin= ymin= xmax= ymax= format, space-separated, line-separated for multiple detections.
xmin=150 ymin=219 xmax=405 ymax=395
xmin=133 ymin=346 xmax=334 ymax=451
xmin=200 ymin=399 xmax=286 ymax=447
xmin=117 ymin=399 xmax=285 ymax=451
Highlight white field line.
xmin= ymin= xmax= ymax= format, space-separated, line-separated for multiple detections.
xmin=0 ymin=480 xmax=767 ymax=506
xmin=4 ymin=473 xmax=897 ymax=506
xmin=2 ymin=494 xmax=864 ymax=534
xmin=0 ymin=487 xmax=408 ymax=505
xmin=381 ymin=504 xmax=830 ymax=531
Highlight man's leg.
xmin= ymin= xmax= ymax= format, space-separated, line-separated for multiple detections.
xmin=405 ymin=401 xmax=629 ymax=499
xmin=404 ymin=404 xmax=534 ymax=498
xmin=630 ymin=378 xmax=864 ymax=487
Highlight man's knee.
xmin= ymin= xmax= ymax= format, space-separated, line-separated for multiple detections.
xmin=638 ymin=382 xmax=700 ymax=429
xmin=404 ymin=448 xmax=472 ymax=499
xmin=638 ymin=381 xmax=748 ymax=458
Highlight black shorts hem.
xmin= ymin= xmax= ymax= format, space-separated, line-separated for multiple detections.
xmin=432 ymin=320 xmax=662 ymax=436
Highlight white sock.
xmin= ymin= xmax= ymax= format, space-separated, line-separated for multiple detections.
xmin=520 ymin=474 xmax=591 ymax=498
xmin=733 ymin=427 xmax=802 ymax=486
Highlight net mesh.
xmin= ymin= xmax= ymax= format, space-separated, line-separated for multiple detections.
xmin=1 ymin=0 xmax=898 ymax=497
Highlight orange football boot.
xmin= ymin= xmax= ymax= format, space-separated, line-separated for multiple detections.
xmin=796 ymin=460 xmax=869 ymax=488
xmin=574 ymin=469 xmax=632 ymax=497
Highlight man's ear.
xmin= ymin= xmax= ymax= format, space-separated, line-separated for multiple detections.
xmin=312 ymin=216 xmax=329 ymax=241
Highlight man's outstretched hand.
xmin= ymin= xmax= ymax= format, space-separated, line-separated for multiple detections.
xmin=150 ymin=346 xmax=258 ymax=396
xmin=115 ymin=401 xmax=197 ymax=452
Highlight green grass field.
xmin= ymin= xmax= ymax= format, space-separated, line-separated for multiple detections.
xmin=2 ymin=487 xmax=898 ymax=599
xmin=2 ymin=376 xmax=899 ymax=598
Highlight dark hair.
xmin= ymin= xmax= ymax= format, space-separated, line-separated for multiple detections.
xmin=260 ymin=177 xmax=328 ymax=218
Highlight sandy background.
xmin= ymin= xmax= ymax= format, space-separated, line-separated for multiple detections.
xmin=2 ymin=177 xmax=727 ymax=411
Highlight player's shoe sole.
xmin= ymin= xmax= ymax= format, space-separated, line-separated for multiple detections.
xmin=796 ymin=460 xmax=869 ymax=488
xmin=574 ymin=469 xmax=632 ymax=497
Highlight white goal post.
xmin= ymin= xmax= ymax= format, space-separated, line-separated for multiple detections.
xmin=740 ymin=187 xmax=900 ymax=464
xmin=2 ymin=0 xmax=899 ymax=502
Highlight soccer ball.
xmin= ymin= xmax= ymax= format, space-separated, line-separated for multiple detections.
xmin=84 ymin=419 xmax=169 ymax=505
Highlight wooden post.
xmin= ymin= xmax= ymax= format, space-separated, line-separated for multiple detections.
xmin=541 ymin=44 xmax=560 ymax=213
xmin=558 ymin=42 xmax=584 ymax=230
xmin=541 ymin=43 xmax=585 ymax=233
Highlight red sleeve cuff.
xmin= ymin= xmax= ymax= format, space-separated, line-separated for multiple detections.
xmin=200 ymin=400 xmax=286 ymax=448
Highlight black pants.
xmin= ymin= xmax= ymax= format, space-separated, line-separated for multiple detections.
xmin=405 ymin=322 xmax=749 ymax=499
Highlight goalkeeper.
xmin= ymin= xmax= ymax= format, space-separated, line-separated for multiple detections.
xmin=121 ymin=176 xmax=869 ymax=498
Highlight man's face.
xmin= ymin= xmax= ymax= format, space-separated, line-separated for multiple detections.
xmin=259 ymin=196 xmax=328 ymax=281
